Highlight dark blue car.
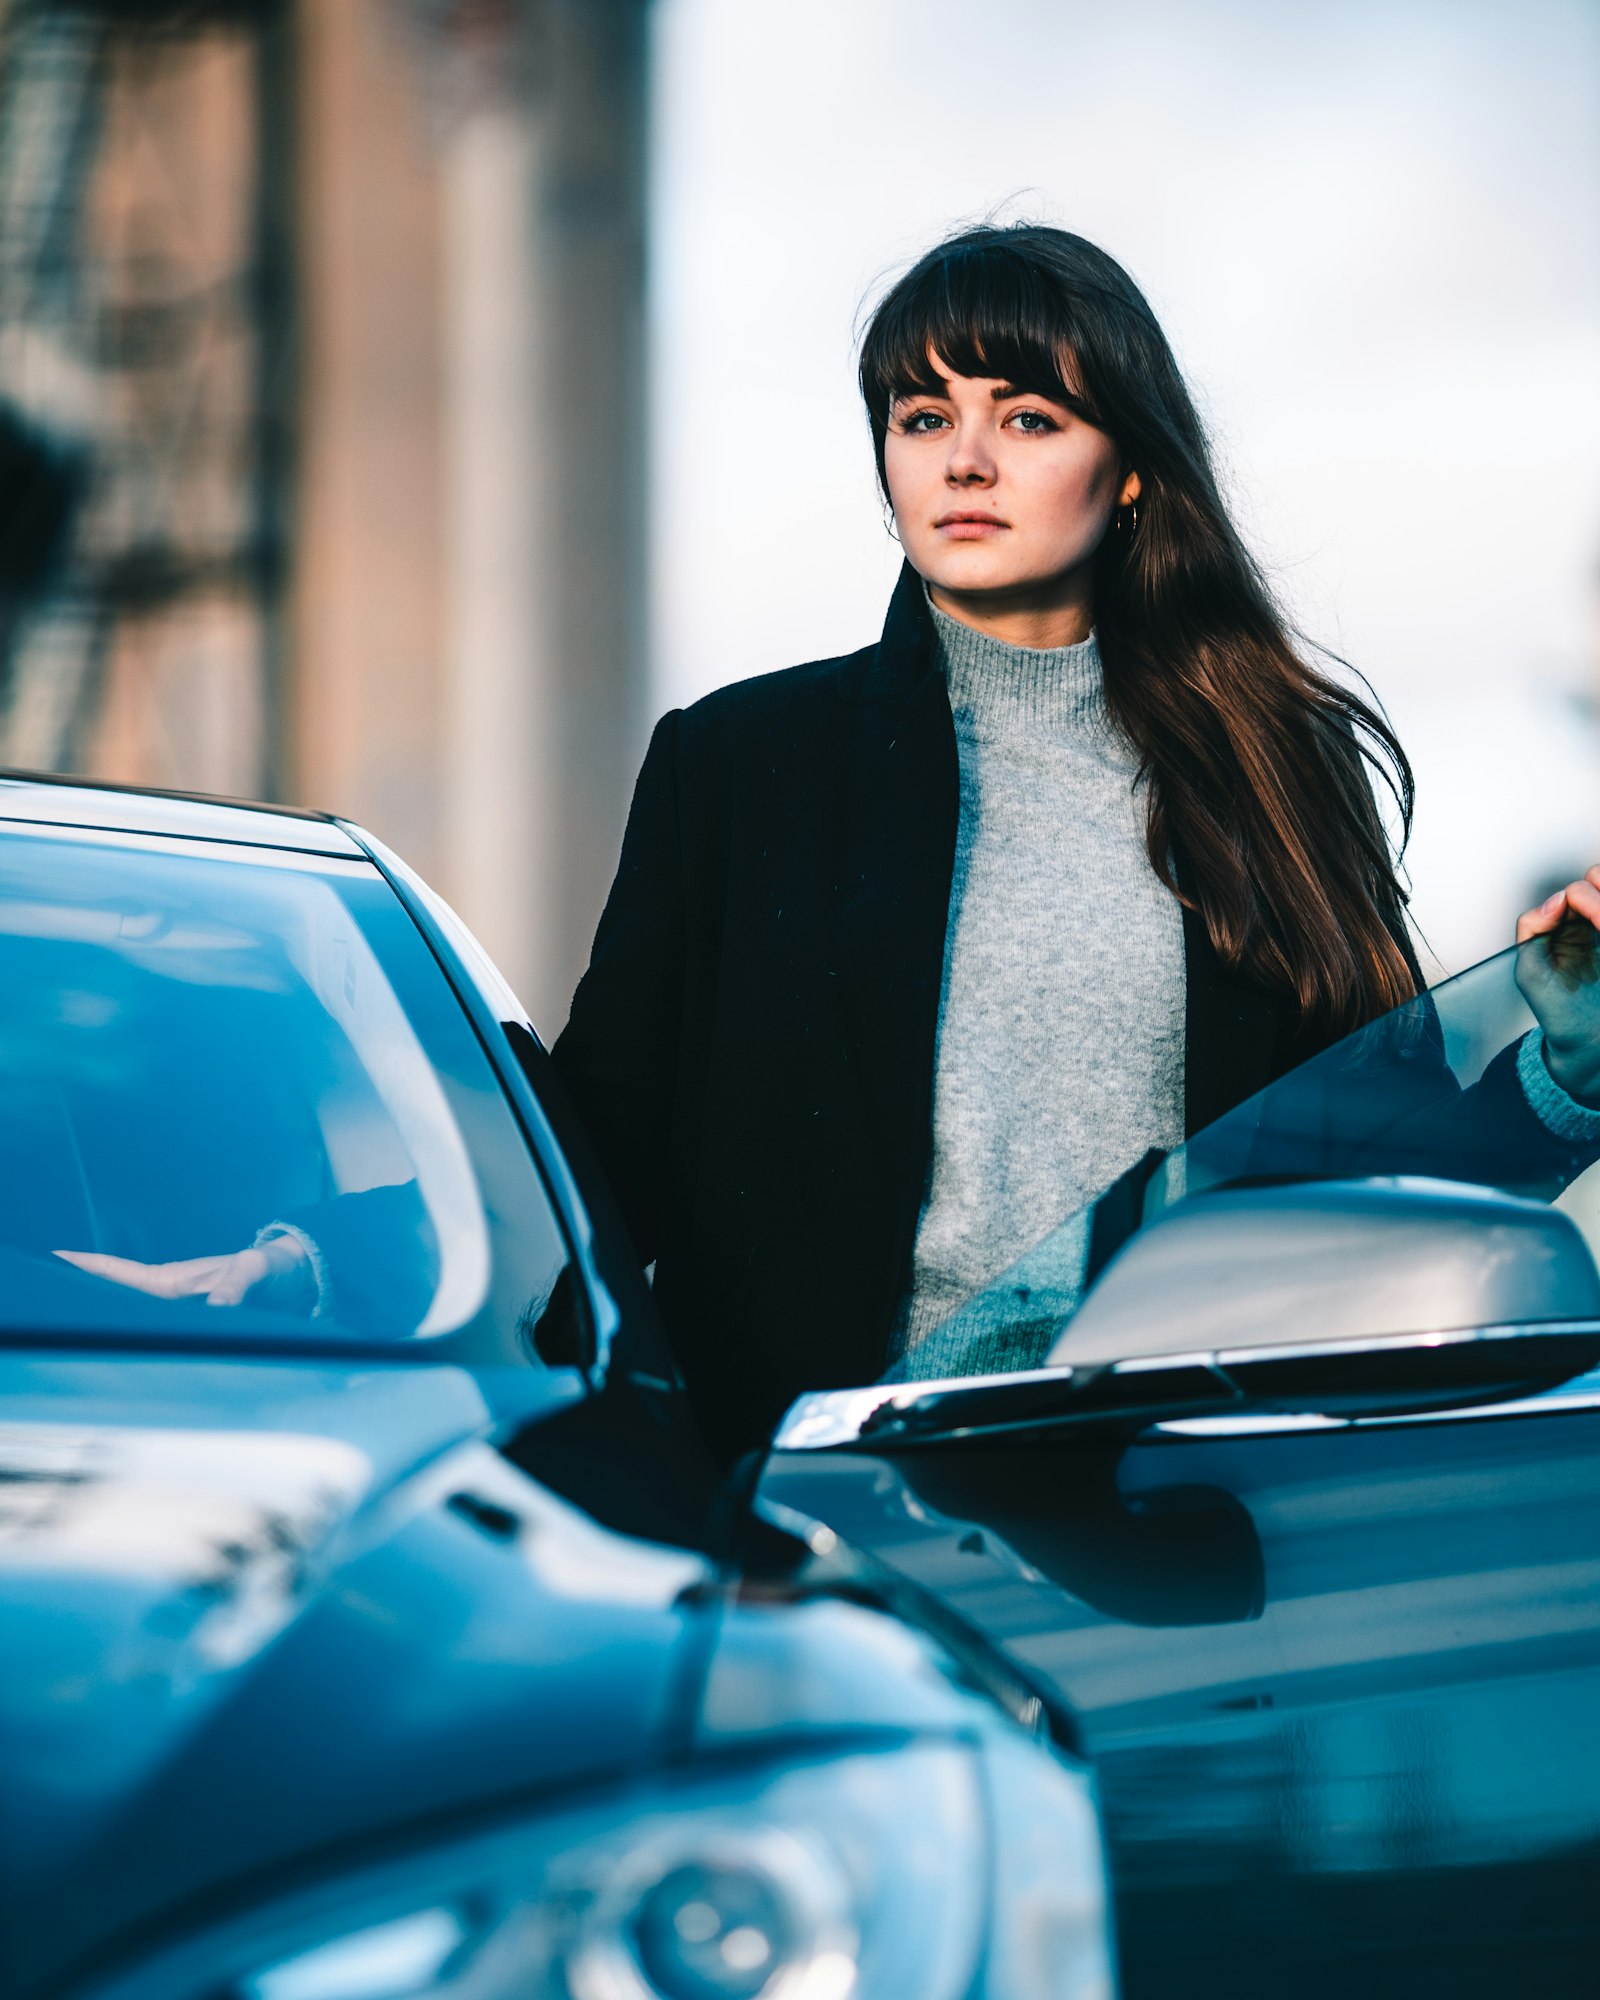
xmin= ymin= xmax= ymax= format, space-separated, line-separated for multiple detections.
xmin=0 ymin=777 xmax=1114 ymax=2000
xmin=762 ymin=909 xmax=1600 ymax=1997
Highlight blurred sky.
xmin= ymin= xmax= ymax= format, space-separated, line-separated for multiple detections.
xmin=649 ymin=0 xmax=1600 ymax=974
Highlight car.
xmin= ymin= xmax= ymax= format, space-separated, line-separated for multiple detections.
xmin=0 ymin=774 xmax=1116 ymax=2000
xmin=761 ymin=922 xmax=1600 ymax=1998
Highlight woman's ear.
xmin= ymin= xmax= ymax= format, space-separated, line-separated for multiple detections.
xmin=1119 ymin=468 xmax=1144 ymax=508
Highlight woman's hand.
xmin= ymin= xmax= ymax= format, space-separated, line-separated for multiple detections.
xmin=1515 ymin=867 xmax=1600 ymax=1107
xmin=54 ymin=1233 xmax=315 ymax=1312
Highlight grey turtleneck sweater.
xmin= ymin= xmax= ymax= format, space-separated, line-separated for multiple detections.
xmin=886 ymin=595 xmax=1600 ymax=1384
xmin=891 ymin=597 xmax=1187 ymax=1378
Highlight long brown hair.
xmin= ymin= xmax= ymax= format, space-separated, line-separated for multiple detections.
xmin=859 ymin=223 xmax=1416 ymax=1034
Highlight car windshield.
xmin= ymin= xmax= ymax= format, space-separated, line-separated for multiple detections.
xmin=0 ymin=824 xmax=570 ymax=1351
xmin=889 ymin=929 xmax=1600 ymax=1383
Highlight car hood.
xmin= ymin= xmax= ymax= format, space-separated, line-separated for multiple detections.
xmin=0 ymin=1354 xmax=710 ymax=1998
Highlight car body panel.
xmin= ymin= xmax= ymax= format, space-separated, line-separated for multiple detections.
xmin=759 ymin=917 xmax=1600 ymax=1993
xmin=0 ymin=1355 xmax=710 ymax=1997
xmin=761 ymin=1388 xmax=1600 ymax=1998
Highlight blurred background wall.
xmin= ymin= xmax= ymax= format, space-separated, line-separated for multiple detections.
xmin=0 ymin=0 xmax=649 ymax=1031
xmin=0 ymin=0 xmax=1596 ymax=1029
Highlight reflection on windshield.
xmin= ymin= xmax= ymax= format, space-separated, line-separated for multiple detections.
xmin=891 ymin=932 xmax=1600 ymax=1384
xmin=0 ymin=830 xmax=487 ymax=1341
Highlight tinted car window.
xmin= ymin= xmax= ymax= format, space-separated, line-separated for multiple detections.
xmin=0 ymin=825 xmax=573 ymax=1354
xmin=892 ymin=935 xmax=1600 ymax=1381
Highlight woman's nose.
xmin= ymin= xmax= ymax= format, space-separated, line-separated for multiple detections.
xmin=944 ymin=425 xmax=996 ymax=485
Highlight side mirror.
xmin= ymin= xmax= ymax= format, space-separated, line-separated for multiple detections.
xmin=1052 ymin=1175 xmax=1600 ymax=1368
xmin=774 ymin=1178 xmax=1600 ymax=1452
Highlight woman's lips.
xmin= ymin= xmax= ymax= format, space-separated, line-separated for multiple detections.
xmin=934 ymin=513 xmax=1008 ymax=539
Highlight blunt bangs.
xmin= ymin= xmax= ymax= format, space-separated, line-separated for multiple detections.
xmin=860 ymin=242 xmax=1098 ymax=441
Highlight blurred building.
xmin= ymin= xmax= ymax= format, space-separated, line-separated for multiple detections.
xmin=0 ymin=0 xmax=651 ymax=1030
xmin=6 ymin=0 xmax=1596 ymax=1006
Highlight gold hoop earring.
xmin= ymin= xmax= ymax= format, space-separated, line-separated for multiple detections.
xmin=882 ymin=501 xmax=901 ymax=545
xmin=1116 ymin=501 xmax=1140 ymax=536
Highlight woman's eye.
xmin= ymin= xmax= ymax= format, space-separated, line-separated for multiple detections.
xmin=1007 ymin=408 xmax=1059 ymax=434
xmin=898 ymin=409 xmax=948 ymax=435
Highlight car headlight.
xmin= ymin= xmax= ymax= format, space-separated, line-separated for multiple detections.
xmin=97 ymin=1739 xmax=1114 ymax=2000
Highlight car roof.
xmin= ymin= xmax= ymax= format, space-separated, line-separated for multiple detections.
xmin=0 ymin=771 xmax=365 ymax=858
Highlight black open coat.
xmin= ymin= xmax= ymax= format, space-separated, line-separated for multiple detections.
xmin=551 ymin=566 xmax=1561 ymax=1459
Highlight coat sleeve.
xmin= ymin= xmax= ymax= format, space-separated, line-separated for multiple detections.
xmin=1232 ymin=1000 xmax=1600 ymax=1201
xmin=265 ymin=1181 xmax=437 ymax=1333
xmin=549 ymin=710 xmax=688 ymax=1267
xmin=1253 ymin=875 xmax=1600 ymax=1192
xmin=1347 ymin=879 xmax=1600 ymax=1185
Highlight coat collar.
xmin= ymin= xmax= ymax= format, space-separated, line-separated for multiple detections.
xmin=1168 ymin=837 xmax=1310 ymax=1135
xmin=1179 ymin=898 xmax=1286 ymax=1135
xmin=837 ymin=562 xmax=942 ymax=705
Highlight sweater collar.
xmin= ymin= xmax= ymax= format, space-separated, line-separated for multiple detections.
xmin=848 ymin=563 xmax=1111 ymax=737
xmin=924 ymin=586 xmax=1111 ymax=739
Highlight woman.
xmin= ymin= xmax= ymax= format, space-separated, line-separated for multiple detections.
xmin=60 ymin=225 xmax=1600 ymax=1436
xmin=551 ymin=222 xmax=1600 ymax=1458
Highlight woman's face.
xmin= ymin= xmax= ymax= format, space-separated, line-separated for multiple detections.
xmin=883 ymin=356 xmax=1139 ymax=614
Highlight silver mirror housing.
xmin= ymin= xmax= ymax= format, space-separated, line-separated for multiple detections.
xmin=1050 ymin=1176 xmax=1600 ymax=1370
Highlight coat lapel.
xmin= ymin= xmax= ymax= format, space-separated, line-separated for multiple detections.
xmin=834 ymin=568 xmax=960 ymax=1210
xmin=1180 ymin=893 xmax=1288 ymax=1136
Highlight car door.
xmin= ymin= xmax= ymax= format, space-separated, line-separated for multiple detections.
xmin=758 ymin=939 xmax=1600 ymax=2000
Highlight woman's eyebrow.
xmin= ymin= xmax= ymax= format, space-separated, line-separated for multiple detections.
xmin=990 ymin=380 xmax=1072 ymax=402
xmin=888 ymin=377 xmax=1079 ymax=407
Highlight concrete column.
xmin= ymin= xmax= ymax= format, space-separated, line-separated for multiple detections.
xmin=440 ymin=108 xmax=549 ymax=1013
xmin=291 ymin=0 xmax=447 ymax=874
xmin=439 ymin=0 xmax=651 ymax=1036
